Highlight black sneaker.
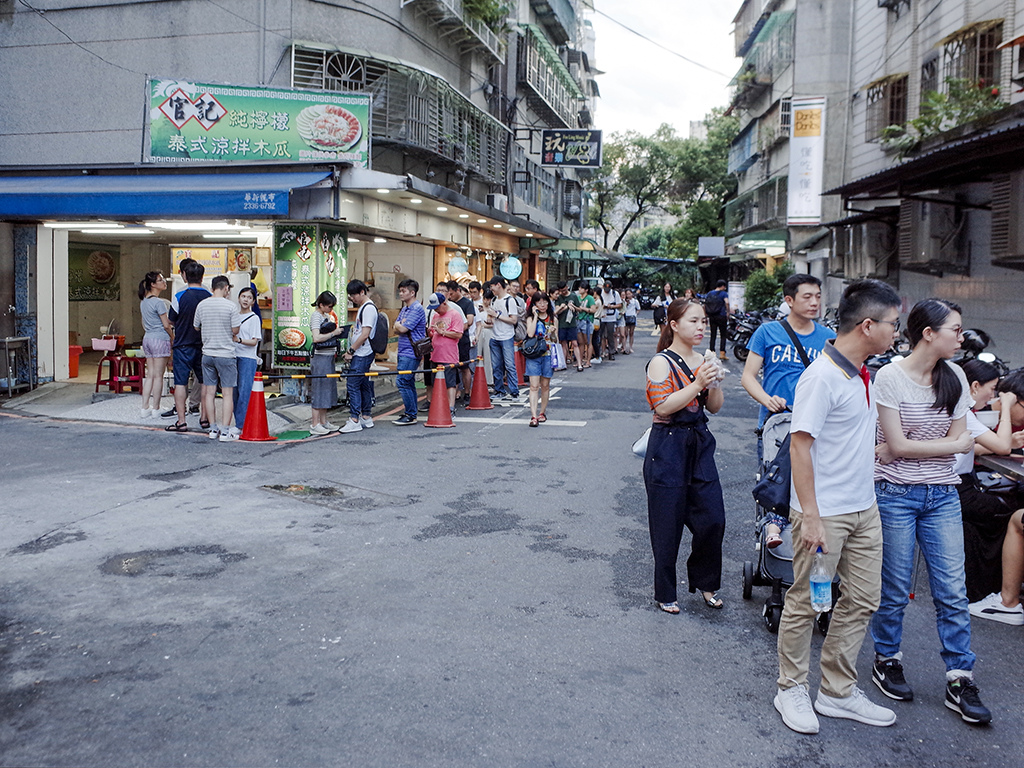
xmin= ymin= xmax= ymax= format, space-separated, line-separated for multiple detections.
xmin=872 ymin=658 xmax=913 ymax=701
xmin=945 ymin=677 xmax=992 ymax=725
xmin=160 ymin=407 xmax=177 ymax=418
xmin=393 ymin=414 xmax=417 ymax=426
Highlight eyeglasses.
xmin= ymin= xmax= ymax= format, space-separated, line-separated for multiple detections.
xmin=857 ymin=317 xmax=901 ymax=332
xmin=935 ymin=325 xmax=964 ymax=337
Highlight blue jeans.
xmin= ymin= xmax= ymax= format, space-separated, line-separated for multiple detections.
xmin=396 ymin=354 xmax=419 ymax=417
xmin=870 ymin=481 xmax=975 ymax=672
xmin=489 ymin=337 xmax=518 ymax=396
xmin=233 ymin=357 xmax=259 ymax=429
xmin=347 ymin=353 xmax=374 ymax=420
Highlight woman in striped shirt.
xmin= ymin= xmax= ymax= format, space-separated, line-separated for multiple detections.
xmin=643 ymin=298 xmax=726 ymax=614
xmin=870 ymin=298 xmax=991 ymax=725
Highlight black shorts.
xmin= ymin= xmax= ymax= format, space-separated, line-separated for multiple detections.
xmin=458 ymin=334 xmax=471 ymax=362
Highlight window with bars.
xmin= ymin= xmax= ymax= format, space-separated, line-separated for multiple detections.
xmin=943 ymin=23 xmax=1002 ymax=86
xmin=920 ymin=56 xmax=938 ymax=102
xmin=779 ymin=97 xmax=792 ymax=133
xmin=865 ymin=75 xmax=908 ymax=141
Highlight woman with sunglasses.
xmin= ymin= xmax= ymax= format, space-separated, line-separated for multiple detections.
xmin=870 ymin=299 xmax=991 ymax=725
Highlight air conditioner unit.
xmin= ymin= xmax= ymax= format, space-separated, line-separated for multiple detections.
xmin=898 ymin=197 xmax=967 ymax=273
xmin=486 ymin=193 xmax=508 ymax=212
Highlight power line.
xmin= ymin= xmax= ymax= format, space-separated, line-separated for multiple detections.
xmin=593 ymin=8 xmax=732 ymax=79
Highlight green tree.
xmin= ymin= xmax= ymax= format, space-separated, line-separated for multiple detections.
xmin=742 ymin=260 xmax=793 ymax=311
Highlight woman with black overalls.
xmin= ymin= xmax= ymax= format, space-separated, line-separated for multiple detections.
xmin=644 ymin=298 xmax=727 ymax=613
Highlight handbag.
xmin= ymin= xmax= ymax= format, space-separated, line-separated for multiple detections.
xmin=521 ymin=335 xmax=548 ymax=359
xmin=411 ymin=336 xmax=432 ymax=359
xmin=632 ymin=427 xmax=651 ymax=458
xmin=752 ymin=431 xmax=793 ymax=515
xmin=313 ymin=320 xmax=339 ymax=351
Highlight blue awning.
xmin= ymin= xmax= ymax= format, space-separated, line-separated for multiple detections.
xmin=0 ymin=171 xmax=332 ymax=218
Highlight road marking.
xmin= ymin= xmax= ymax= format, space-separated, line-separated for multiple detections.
xmin=457 ymin=416 xmax=587 ymax=427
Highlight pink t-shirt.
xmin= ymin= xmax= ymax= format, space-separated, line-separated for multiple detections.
xmin=429 ymin=309 xmax=464 ymax=364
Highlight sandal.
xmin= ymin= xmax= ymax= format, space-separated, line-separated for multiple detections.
xmin=199 ymin=419 xmax=211 ymax=430
xmin=577 ymin=365 xmax=583 ymax=372
xmin=164 ymin=422 xmax=188 ymax=432
xmin=657 ymin=601 xmax=680 ymax=614
xmin=701 ymin=592 xmax=724 ymax=609
xmin=538 ymin=413 xmax=547 ymax=423
xmin=766 ymin=532 xmax=783 ymax=549
xmin=529 ymin=417 xmax=539 ymax=427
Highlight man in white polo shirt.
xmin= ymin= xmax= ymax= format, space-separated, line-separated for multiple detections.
xmin=774 ymin=279 xmax=902 ymax=735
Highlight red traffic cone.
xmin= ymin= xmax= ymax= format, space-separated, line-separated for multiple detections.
xmin=465 ymin=357 xmax=493 ymax=410
xmin=424 ymin=368 xmax=455 ymax=427
xmin=240 ymin=372 xmax=277 ymax=441
xmin=515 ymin=348 xmax=526 ymax=387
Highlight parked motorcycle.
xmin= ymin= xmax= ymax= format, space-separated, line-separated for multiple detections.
xmin=956 ymin=328 xmax=1011 ymax=376
xmin=730 ymin=309 xmax=771 ymax=362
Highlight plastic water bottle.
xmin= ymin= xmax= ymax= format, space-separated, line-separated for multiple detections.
xmin=809 ymin=547 xmax=833 ymax=613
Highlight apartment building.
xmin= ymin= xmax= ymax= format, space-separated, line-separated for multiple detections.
xmin=0 ymin=0 xmax=600 ymax=382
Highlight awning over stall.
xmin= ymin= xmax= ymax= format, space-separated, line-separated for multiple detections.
xmin=0 ymin=171 xmax=332 ymax=218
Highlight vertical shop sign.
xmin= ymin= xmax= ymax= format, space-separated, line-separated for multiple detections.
xmin=272 ymin=223 xmax=348 ymax=368
xmin=787 ymin=96 xmax=826 ymax=226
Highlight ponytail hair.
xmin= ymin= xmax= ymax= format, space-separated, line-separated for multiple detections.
xmin=906 ymin=298 xmax=963 ymax=416
xmin=138 ymin=270 xmax=163 ymax=300
xmin=657 ymin=298 xmax=703 ymax=352
xmin=961 ymin=358 xmax=1000 ymax=388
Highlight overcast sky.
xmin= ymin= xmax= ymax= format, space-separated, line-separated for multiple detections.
xmin=588 ymin=1 xmax=740 ymax=138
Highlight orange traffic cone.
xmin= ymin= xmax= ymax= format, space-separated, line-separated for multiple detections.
xmin=240 ymin=372 xmax=277 ymax=441
xmin=465 ymin=357 xmax=493 ymax=410
xmin=515 ymin=348 xmax=526 ymax=387
xmin=424 ymin=368 xmax=455 ymax=428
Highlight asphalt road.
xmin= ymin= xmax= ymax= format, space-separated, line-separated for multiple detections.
xmin=1 ymin=317 xmax=1021 ymax=767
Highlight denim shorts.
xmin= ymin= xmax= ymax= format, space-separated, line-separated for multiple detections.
xmin=625 ymin=316 xmax=637 ymax=326
xmin=172 ymin=345 xmax=203 ymax=387
xmin=576 ymin=321 xmax=593 ymax=338
xmin=201 ymin=354 xmax=237 ymax=388
xmin=525 ymin=353 xmax=554 ymax=378
xmin=558 ymin=326 xmax=576 ymax=343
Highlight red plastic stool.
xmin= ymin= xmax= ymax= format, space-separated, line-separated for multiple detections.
xmin=116 ymin=356 xmax=146 ymax=393
xmin=95 ymin=352 xmax=123 ymax=392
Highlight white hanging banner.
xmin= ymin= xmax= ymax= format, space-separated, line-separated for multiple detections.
xmin=787 ymin=96 xmax=826 ymax=226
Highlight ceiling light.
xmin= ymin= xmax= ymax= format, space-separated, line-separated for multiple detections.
xmin=477 ymin=219 xmax=487 ymax=223
xmin=458 ymin=214 xmax=469 ymax=219
xmin=376 ymin=189 xmax=390 ymax=194
xmin=348 ymin=237 xmax=360 ymax=243
xmin=374 ymin=237 xmax=387 ymax=243
xmin=45 ymin=221 xmax=120 ymax=229
xmin=202 ymin=233 xmax=261 ymax=240
xmin=410 ymin=198 xmax=423 ymax=204
xmin=493 ymin=224 xmax=502 ymax=228
xmin=524 ymin=233 xmax=534 ymax=237
xmin=436 ymin=206 xmax=448 ymax=212
xmin=86 ymin=228 xmax=153 ymax=235
xmin=508 ymin=228 xmax=517 ymax=233
xmin=146 ymin=221 xmax=248 ymax=231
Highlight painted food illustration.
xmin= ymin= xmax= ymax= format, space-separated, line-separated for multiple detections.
xmin=235 ymin=251 xmax=251 ymax=271
xmin=296 ymin=105 xmax=362 ymax=151
xmin=278 ymin=328 xmax=306 ymax=348
xmin=88 ymin=251 xmax=116 ymax=284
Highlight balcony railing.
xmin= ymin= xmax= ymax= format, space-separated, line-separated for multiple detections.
xmin=292 ymin=45 xmax=509 ymax=185
xmin=729 ymin=10 xmax=794 ymax=108
xmin=517 ymin=24 xmax=585 ymax=128
xmin=402 ymin=0 xmax=506 ymax=63
xmin=530 ymin=0 xmax=578 ymax=45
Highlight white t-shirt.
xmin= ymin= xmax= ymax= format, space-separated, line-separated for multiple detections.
xmin=790 ymin=343 xmax=878 ymax=518
xmin=953 ymin=409 xmax=989 ymax=476
xmin=624 ymin=298 xmax=640 ymax=318
xmin=490 ymin=294 xmax=518 ymax=341
xmin=601 ymin=290 xmax=621 ymax=322
xmin=234 ymin=311 xmax=261 ymax=360
xmin=352 ymin=301 xmax=379 ymax=357
xmin=873 ymin=361 xmax=972 ymax=485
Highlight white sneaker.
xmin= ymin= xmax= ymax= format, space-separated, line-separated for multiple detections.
xmin=969 ymin=592 xmax=1024 ymax=625
xmin=322 ymin=421 xmax=341 ymax=433
xmin=774 ymin=684 xmax=819 ymax=734
xmin=814 ymin=687 xmax=896 ymax=727
xmin=340 ymin=420 xmax=363 ymax=434
xmin=360 ymin=416 xmax=374 ymax=429
xmin=140 ymin=408 xmax=153 ymax=418
xmin=207 ymin=427 xmax=221 ymax=439
xmin=309 ymin=424 xmax=330 ymax=436
xmin=219 ymin=428 xmax=240 ymax=442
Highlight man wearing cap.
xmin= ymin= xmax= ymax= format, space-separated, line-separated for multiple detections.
xmin=427 ymin=291 xmax=464 ymax=421
xmin=192 ymin=275 xmax=241 ymax=441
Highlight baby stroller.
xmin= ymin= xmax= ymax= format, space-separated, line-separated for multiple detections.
xmin=742 ymin=411 xmax=837 ymax=635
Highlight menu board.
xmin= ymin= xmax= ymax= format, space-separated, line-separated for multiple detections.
xmin=172 ymin=246 xmax=225 ymax=275
xmin=272 ymin=222 xmax=348 ymax=368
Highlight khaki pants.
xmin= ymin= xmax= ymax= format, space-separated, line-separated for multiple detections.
xmin=777 ymin=503 xmax=882 ymax=698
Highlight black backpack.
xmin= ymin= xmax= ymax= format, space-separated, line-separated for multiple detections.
xmin=704 ymin=289 xmax=725 ymax=316
xmin=358 ymin=302 xmax=390 ymax=355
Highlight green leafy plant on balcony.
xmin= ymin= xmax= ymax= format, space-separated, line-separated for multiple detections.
xmin=881 ymin=77 xmax=1004 ymax=158
xmin=464 ymin=0 xmax=512 ymax=33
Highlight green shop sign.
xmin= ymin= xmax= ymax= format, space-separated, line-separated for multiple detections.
xmin=146 ymin=78 xmax=370 ymax=166
xmin=272 ymin=223 xmax=348 ymax=369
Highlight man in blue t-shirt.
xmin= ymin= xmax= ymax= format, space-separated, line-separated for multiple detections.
xmin=741 ymin=274 xmax=835 ymax=430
